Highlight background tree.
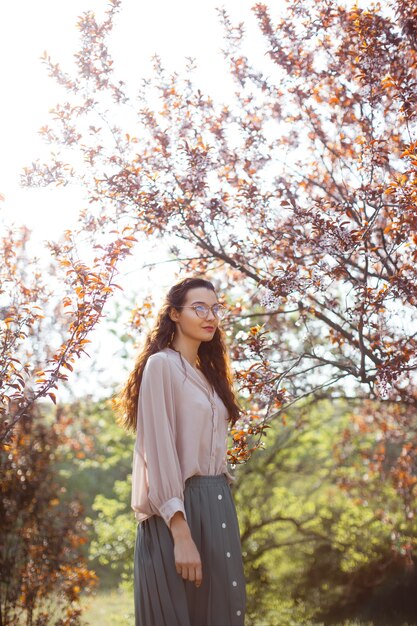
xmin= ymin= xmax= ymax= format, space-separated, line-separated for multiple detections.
xmin=0 ymin=401 xmax=98 ymax=626
xmin=59 ymin=393 xmax=136 ymax=590
xmin=233 ymin=397 xmax=417 ymax=625
xmin=0 ymin=217 xmax=136 ymax=444
xmin=0 ymin=219 xmax=136 ymax=621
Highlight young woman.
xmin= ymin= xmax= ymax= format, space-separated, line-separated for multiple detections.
xmin=115 ymin=276 xmax=246 ymax=626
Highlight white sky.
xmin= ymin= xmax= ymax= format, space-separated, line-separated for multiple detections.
xmin=0 ymin=0 xmax=268 ymax=239
xmin=0 ymin=0 xmax=273 ymax=401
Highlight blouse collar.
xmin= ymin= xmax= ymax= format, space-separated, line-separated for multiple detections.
xmin=163 ymin=347 xmax=215 ymax=397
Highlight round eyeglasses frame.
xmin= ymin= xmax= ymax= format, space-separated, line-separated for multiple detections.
xmin=176 ymin=304 xmax=227 ymax=320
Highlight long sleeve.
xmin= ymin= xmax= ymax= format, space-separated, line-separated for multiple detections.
xmin=131 ymin=354 xmax=187 ymax=528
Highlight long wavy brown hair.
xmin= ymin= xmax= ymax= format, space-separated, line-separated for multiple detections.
xmin=113 ymin=276 xmax=242 ymax=434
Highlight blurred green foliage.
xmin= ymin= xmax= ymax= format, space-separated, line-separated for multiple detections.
xmin=59 ymin=394 xmax=417 ymax=625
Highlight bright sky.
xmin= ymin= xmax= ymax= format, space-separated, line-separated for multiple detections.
xmin=0 ymin=0 xmax=273 ymax=401
xmin=0 ymin=0 xmax=268 ymax=239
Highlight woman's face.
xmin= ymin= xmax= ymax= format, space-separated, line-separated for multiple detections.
xmin=170 ymin=287 xmax=220 ymax=343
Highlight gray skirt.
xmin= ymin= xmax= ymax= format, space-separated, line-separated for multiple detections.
xmin=133 ymin=473 xmax=246 ymax=626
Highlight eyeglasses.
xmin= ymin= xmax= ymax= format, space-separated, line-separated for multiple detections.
xmin=176 ymin=303 xmax=227 ymax=320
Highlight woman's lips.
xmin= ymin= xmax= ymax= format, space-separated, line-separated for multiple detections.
xmin=203 ymin=326 xmax=215 ymax=332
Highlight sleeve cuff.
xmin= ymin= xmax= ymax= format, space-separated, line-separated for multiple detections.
xmin=159 ymin=497 xmax=187 ymax=528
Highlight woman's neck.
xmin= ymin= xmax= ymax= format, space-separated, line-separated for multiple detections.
xmin=169 ymin=341 xmax=200 ymax=369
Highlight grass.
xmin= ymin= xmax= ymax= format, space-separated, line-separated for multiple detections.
xmin=77 ymin=590 xmax=416 ymax=626
xmin=79 ymin=588 xmax=134 ymax=626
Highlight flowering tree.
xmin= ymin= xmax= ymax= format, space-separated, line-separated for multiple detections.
xmin=0 ymin=220 xmax=136 ymax=444
xmin=0 ymin=210 xmax=134 ymax=615
xmin=20 ymin=0 xmax=417 ymax=568
xmin=0 ymin=402 xmax=98 ymax=626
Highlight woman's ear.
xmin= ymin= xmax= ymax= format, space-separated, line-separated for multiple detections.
xmin=168 ymin=307 xmax=179 ymax=323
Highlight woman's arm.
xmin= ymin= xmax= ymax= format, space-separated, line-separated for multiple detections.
xmin=135 ymin=355 xmax=202 ymax=587
xmin=170 ymin=511 xmax=202 ymax=588
xmin=135 ymin=355 xmax=187 ymax=525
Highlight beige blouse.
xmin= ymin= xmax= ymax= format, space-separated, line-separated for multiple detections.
xmin=131 ymin=346 xmax=235 ymax=528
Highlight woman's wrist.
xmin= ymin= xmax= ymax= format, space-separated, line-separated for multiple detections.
xmin=169 ymin=511 xmax=191 ymax=541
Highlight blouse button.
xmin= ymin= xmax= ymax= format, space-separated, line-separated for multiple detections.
xmin=218 ymin=494 xmax=223 ymax=500
xmin=237 ymin=610 xmax=242 ymax=616
xmin=226 ymin=551 xmax=231 ymax=558
xmin=222 ymin=522 xmax=226 ymax=528
xmin=232 ymin=580 xmax=237 ymax=587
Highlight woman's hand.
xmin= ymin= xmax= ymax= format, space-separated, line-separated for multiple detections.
xmin=169 ymin=511 xmax=202 ymax=588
